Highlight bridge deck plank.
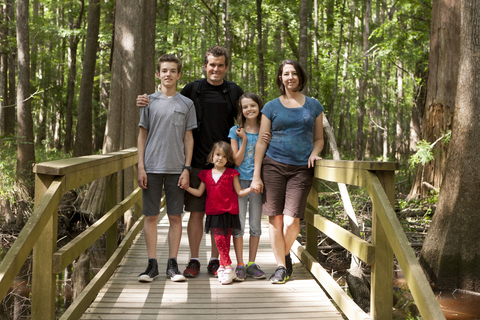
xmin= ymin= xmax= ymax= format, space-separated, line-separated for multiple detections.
xmin=82 ymin=212 xmax=344 ymax=320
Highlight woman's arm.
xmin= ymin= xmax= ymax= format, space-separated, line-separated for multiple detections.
xmin=233 ymin=175 xmax=251 ymax=197
xmin=251 ymin=115 xmax=272 ymax=193
xmin=184 ymin=181 xmax=206 ymax=197
xmin=308 ymin=113 xmax=325 ymax=168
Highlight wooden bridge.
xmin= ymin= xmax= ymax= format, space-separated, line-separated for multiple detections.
xmin=0 ymin=148 xmax=446 ymax=320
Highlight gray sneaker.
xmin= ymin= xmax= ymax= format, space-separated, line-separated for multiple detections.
xmin=234 ymin=265 xmax=246 ymax=281
xmin=246 ymin=263 xmax=266 ymax=279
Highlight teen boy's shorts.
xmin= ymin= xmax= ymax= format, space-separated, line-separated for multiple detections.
xmin=142 ymin=173 xmax=184 ymax=216
xmin=184 ymin=167 xmax=207 ymax=212
xmin=261 ymin=156 xmax=314 ymax=219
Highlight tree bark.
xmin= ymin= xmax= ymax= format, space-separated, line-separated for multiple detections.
xmin=4 ymin=0 xmax=15 ymax=137
xmin=256 ymin=0 xmax=265 ymax=98
xmin=420 ymin=0 xmax=480 ymax=292
xmin=298 ymin=0 xmax=308 ymax=92
xmin=74 ymin=0 xmax=101 ymax=157
xmin=16 ymin=0 xmax=35 ymax=194
xmin=0 ymin=2 xmax=6 ymax=137
xmin=72 ymin=253 xmax=90 ymax=301
xmin=408 ymin=0 xmax=460 ymax=199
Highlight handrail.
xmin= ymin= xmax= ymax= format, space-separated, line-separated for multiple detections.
xmin=0 ymin=147 xmax=144 ymax=320
xmin=294 ymin=159 xmax=445 ymax=320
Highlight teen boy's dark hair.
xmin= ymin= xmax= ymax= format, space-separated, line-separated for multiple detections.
xmin=237 ymin=92 xmax=264 ymax=128
xmin=204 ymin=46 xmax=230 ymax=67
xmin=276 ymin=59 xmax=307 ymax=95
xmin=207 ymin=141 xmax=235 ymax=167
xmin=157 ymin=54 xmax=182 ymax=74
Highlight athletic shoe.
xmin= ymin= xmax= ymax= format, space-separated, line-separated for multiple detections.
xmin=183 ymin=259 xmax=201 ymax=278
xmin=285 ymin=253 xmax=293 ymax=279
xmin=269 ymin=266 xmax=287 ymax=284
xmin=246 ymin=263 xmax=266 ymax=279
xmin=166 ymin=258 xmax=186 ymax=282
xmin=207 ymin=259 xmax=220 ymax=276
xmin=234 ymin=265 xmax=246 ymax=281
xmin=221 ymin=268 xmax=236 ymax=285
xmin=138 ymin=259 xmax=159 ymax=282
xmin=217 ymin=266 xmax=225 ymax=283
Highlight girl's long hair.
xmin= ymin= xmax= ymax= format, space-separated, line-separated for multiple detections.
xmin=236 ymin=92 xmax=264 ymax=128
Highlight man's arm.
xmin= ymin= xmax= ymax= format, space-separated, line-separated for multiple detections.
xmin=137 ymin=127 xmax=148 ymax=189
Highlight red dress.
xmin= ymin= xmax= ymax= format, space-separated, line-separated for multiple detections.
xmin=198 ymin=168 xmax=241 ymax=233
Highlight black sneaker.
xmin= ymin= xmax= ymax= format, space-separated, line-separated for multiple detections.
xmin=166 ymin=258 xmax=186 ymax=282
xmin=285 ymin=253 xmax=293 ymax=279
xmin=207 ymin=259 xmax=220 ymax=277
xmin=183 ymin=259 xmax=201 ymax=278
xmin=269 ymin=266 xmax=287 ymax=284
xmin=138 ymin=259 xmax=159 ymax=282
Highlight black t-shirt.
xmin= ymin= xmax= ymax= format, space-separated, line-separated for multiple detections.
xmin=181 ymin=79 xmax=244 ymax=169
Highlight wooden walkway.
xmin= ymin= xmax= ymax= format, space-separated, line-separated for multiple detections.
xmin=81 ymin=212 xmax=344 ymax=319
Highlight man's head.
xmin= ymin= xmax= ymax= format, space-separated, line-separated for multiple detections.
xmin=156 ymin=54 xmax=182 ymax=88
xmin=203 ymin=46 xmax=229 ymax=86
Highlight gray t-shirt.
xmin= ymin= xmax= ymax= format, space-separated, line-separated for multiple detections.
xmin=139 ymin=92 xmax=197 ymax=174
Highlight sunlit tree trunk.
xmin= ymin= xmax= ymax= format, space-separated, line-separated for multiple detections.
xmin=5 ymin=0 xmax=15 ymax=137
xmin=16 ymin=0 xmax=35 ymax=194
xmin=256 ymin=0 xmax=265 ymax=98
xmin=420 ymin=0 xmax=480 ymax=291
xmin=298 ymin=0 xmax=308 ymax=92
xmin=408 ymin=0 xmax=460 ymax=199
xmin=0 ymin=2 xmax=6 ymax=137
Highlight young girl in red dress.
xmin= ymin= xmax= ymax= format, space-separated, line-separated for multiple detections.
xmin=183 ymin=141 xmax=252 ymax=285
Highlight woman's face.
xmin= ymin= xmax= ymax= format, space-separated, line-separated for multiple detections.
xmin=280 ymin=64 xmax=299 ymax=92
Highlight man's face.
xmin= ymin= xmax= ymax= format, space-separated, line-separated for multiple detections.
xmin=204 ymin=55 xmax=229 ymax=86
xmin=156 ymin=61 xmax=181 ymax=88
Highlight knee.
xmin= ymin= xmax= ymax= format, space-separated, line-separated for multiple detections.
xmin=249 ymin=227 xmax=261 ymax=238
xmin=145 ymin=215 xmax=159 ymax=224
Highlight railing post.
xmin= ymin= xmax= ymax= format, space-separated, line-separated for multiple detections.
xmin=370 ymin=170 xmax=395 ymax=320
xmin=106 ymin=173 xmax=118 ymax=260
xmin=32 ymin=173 xmax=58 ymax=320
xmin=305 ymin=182 xmax=318 ymax=257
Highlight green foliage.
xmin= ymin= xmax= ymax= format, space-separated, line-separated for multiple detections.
xmin=409 ymin=130 xmax=451 ymax=169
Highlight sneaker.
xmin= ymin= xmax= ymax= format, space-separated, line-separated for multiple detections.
xmin=269 ymin=266 xmax=287 ymax=284
xmin=207 ymin=259 xmax=220 ymax=276
xmin=234 ymin=265 xmax=246 ymax=282
xmin=138 ymin=259 xmax=159 ymax=282
xmin=217 ymin=266 xmax=226 ymax=283
xmin=246 ymin=263 xmax=266 ymax=279
xmin=285 ymin=253 xmax=293 ymax=279
xmin=166 ymin=258 xmax=186 ymax=282
xmin=183 ymin=259 xmax=201 ymax=278
xmin=221 ymin=268 xmax=236 ymax=285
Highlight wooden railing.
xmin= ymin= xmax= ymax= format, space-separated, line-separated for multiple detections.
xmin=0 ymin=147 xmax=147 ymax=320
xmin=292 ymin=160 xmax=445 ymax=320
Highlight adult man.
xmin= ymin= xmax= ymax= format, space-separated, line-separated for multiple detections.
xmin=137 ymin=46 xmax=245 ymax=277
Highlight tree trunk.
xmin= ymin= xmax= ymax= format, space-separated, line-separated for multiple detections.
xmin=74 ymin=0 xmax=100 ymax=157
xmin=64 ymin=2 xmax=85 ymax=153
xmin=5 ymin=0 xmax=15 ymax=137
xmin=420 ymin=0 xmax=480 ymax=291
xmin=16 ymin=0 xmax=35 ymax=194
xmin=298 ymin=0 xmax=308 ymax=92
xmin=0 ymin=2 xmax=6 ymax=137
xmin=356 ymin=0 xmax=370 ymax=160
xmin=256 ymin=0 xmax=265 ymax=98
xmin=408 ymin=0 xmax=460 ymax=199
xmin=72 ymin=253 xmax=90 ymax=301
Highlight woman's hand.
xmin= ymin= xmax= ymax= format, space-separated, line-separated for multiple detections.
xmin=250 ymin=177 xmax=264 ymax=194
xmin=308 ymin=154 xmax=322 ymax=168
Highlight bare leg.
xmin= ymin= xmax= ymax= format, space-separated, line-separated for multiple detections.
xmin=248 ymin=235 xmax=260 ymax=262
xmin=167 ymin=214 xmax=182 ymax=258
xmin=210 ymin=234 xmax=219 ymax=258
xmin=187 ymin=211 xmax=205 ymax=258
xmin=283 ymin=215 xmax=301 ymax=253
xmin=144 ymin=214 xmax=160 ymax=259
xmin=268 ymin=215 xmax=286 ymax=267
xmin=233 ymin=236 xmax=244 ymax=265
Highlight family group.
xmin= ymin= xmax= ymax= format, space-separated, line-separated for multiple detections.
xmin=136 ymin=46 xmax=324 ymax=285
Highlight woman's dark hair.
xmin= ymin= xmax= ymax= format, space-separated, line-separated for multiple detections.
xmin=206 ymin=141 xmax=235 ymax=167
xmin=276 ymin=59 xmax=307 ymax=95
xmin=237 ymin=92 xmax=264 ymax=128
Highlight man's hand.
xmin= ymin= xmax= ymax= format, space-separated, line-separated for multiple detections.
xmin=136 ymin=94 xmax=150 ymax=108
xmin=137 ymin=168 xmax=148 ymax=189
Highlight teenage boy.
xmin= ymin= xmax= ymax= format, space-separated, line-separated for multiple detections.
xmin=137 ymin=54 xmax=197 ymax=282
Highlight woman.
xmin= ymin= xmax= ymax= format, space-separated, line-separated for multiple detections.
xmin=251 ymin=59 xmax=324 ymax=284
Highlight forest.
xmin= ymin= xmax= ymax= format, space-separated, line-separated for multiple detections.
xmin=1 ymin=0 xmax=480 ymax=318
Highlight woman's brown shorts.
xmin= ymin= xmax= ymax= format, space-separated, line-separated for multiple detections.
xmin=261 ymin=156 xmax=314 ymax=219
